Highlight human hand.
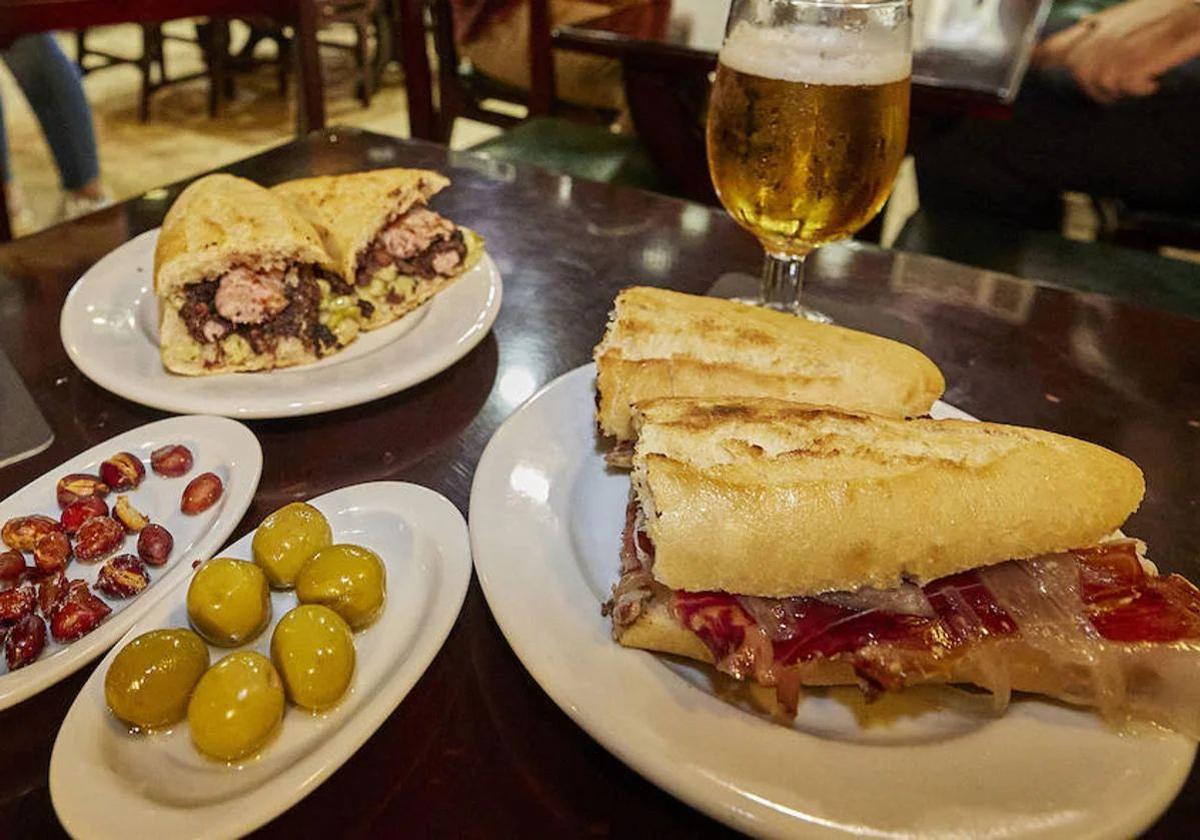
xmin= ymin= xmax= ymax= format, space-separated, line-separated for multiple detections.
xmin=1035 ymin=0 xmax=1200 ymax=103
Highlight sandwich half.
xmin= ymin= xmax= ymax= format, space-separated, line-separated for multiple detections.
xmin=272 ymin=168 xmax=484 ymax=330
xmin=607 ymin=397 xmax=1200 ymax=737
xmin=155 ymin=174 xmax=362 ymax=375
xmin=593 ymin=287 xmax=946 ymax=443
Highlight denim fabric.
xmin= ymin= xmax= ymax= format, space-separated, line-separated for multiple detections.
xmin=1 ymin=34 xmax=100 ymax=190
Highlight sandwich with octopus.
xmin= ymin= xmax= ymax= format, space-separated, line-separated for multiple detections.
xmin=604 ymin=396 xmax=1200 ymax=736
xmin=155 ymin=174 xmax=363 ymax=375
xmin=273 ymin=168 xmax=483 ymax=330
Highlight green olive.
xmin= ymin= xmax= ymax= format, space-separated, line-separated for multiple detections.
xmin=252 ymin=502 xmax=333 ymax=589
xmin=187 ymin=651 xmax=284 ymax=761
xmin=295 ymin=544 xmax=386 ymax=630
xmin=270 ymin=605 xmax=355 ymax=711
xmin=186 ymin=558 xmax=271 ymax=647
xmin=105 ymin=629 xmax=210 ymax=730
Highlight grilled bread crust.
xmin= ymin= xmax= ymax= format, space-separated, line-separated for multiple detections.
xmin=272 ymin=168 xmax=447 ymax=285
xmin=154 ymin=174 xmax=333 ymax=298
xmin=154 ymin=174 xmax=342 ymax=375
xmin=593 ymin=287 xmax=946 ymax=441
xmin=630 ymin=397 xmax=1145 ymax=597
xmin=272 ymin=169 xmax=483 ymax=330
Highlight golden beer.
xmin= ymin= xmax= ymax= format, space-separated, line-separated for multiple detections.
xmin=707 ymin=64 xmax=910 ymax=257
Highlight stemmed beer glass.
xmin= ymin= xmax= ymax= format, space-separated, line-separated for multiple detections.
xmin=706 ymin=0 xmax=913 ymax=321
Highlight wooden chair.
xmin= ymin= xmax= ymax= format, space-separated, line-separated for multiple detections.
xmin=75 ymin=22 xmax=234 ymax=121
xmin=238 ymin=1 xmax=386 ymax=109
xmin=308 ymin=0 xmax=385 ymax=108
xmin=429 ymin=0 xmax=612 ymax=141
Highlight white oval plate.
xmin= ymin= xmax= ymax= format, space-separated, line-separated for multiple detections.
xmin=60 ymin=228 xmax=502 ymax=419
xmin=0 ymin=415 xmax=261 ymax=711
xmin=51 ymin=481 xmax=470 ymax=840
xmin=469 ymin=363 xmax=1196 ymax=839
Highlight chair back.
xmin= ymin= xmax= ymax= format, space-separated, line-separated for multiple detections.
xmin=428 ymin=0 xmax=557 ymax=139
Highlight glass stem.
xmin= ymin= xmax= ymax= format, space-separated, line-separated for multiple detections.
xmin=759 ymin=251 xmax=807 ymax=313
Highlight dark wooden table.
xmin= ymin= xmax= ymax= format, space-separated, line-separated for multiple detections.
xmin=0 ymin=0 xmax=434 ymax=242
xmin=554 ymin=0 xmax=1053 ymax=202
xmin=0 ymin=128 xmax=1197 ymax=837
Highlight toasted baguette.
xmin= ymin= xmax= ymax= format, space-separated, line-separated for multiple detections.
xmin=630 ymin=397 xmax=1144 ymax=597
xmin=272 ymin=169 xmax=483 ymax=330
xmin=271 ymin=168 xmax=445 ymax=283
xmin=593 ymin=287 xmax=945 ymax=440
xmin=154 ymin=174 xmax=332 ymax=299
xmin=153 ymin=174 xmax=352 ymax=375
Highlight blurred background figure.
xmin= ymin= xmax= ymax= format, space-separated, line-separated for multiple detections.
xmin=1 ymin=34 xmax=109 ymax=229
xmin=914 ymin=0 xmax=1200 ymax=230
xmin=450 ymin=0 xmax=638 ymax=113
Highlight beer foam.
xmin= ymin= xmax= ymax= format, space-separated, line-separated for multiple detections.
xmin=719 ymin=21 xmax=911 ymax=86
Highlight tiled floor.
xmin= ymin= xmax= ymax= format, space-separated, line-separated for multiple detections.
xmin=2 ymin=23 xmax=501 ymax=237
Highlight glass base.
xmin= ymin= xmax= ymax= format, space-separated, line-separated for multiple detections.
xmin=731 ymin=295 xmax=833 ymax=323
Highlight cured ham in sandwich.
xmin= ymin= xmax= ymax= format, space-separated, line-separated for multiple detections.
xmin=594 ymin=287 xmax=946 ymax=448
xmin=155 ymin=174 xmax=362 ymax=375
xmin=273 ymin=168 xmax=483 ymax=330
xmin=606 ymin=397 xmax=1200 ymax=737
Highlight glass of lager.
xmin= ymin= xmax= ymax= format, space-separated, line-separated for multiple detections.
xmin=706 ymin=0 xmax=912 ymax=321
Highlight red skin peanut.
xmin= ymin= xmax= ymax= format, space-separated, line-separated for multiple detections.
xmin=181 ymin=473 xmax=223 ymax=515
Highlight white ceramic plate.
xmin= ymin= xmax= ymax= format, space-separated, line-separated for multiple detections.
xmin=470 ymin=363 xmax=1197 ymax=839
xmin=51 ymin=481 xmax=471 ymax=840
xmin=0 ymin=415 xmax=261 ymax=711
xmin=60 ymin=228 xmax=502 ymax=418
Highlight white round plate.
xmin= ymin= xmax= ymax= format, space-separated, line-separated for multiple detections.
xmin=469 ymin=363 xmax=1197 ymax=839
xmin=0 ymin=415 xmax=261 ymax=711
xmin=51 ymin=481 xmax=471 ymax=840
xmin=60 ymin=228 xmax=502 ymax=418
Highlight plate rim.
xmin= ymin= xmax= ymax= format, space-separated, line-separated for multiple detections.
xmin=0 ymin=414 xmax=262 ymax=711
xmin=59 ymin=228 xmax=502 ymax=419
xmin=49 ymin=480 xmax=472 ymax=840
xmin=469 ymin=362 xmax=1196 ymax=839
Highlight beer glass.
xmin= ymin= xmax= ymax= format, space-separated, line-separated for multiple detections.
xmin=706 ymin=0 xmax=912 ymax=321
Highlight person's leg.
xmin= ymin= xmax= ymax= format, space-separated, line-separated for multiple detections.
xmin=914 ymin=59 xmax=1200 ymax=229
xmin=0 ymin=93 xmax=37 ymax=229
xmin=914 ymin=70 xmax=1094 ymax=229
xmin=1 ymin=34 xmax=102 ymax=196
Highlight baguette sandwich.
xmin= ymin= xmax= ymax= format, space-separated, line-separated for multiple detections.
xmin=594 ymin=287 xmax=945 ymax=445
xmin=272 ymin=168 xmax=483 ymax=330
xmin=606 ymin=397 xmax=1200 ymax=736
xmin=155 ymin=174 xmax=362 ymax=375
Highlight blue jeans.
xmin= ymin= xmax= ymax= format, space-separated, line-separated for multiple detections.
xmin=1 ymin=34 xmax=100 ymax=190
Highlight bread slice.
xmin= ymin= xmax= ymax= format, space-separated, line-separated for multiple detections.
xmin=272 ymin=168 xmax=446 ymax=285
xmin=630 ymin=397 xmax=1145 ymax=597
xmin=154 ymin=174 xmax=357 ymax=375
xmin=593 ymin=286 xmax=945 ymax=441
xmin=155 ymin=174 xmax=333 ymax=299
xmin=272 ymin=169 xmax=483 ymax=330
